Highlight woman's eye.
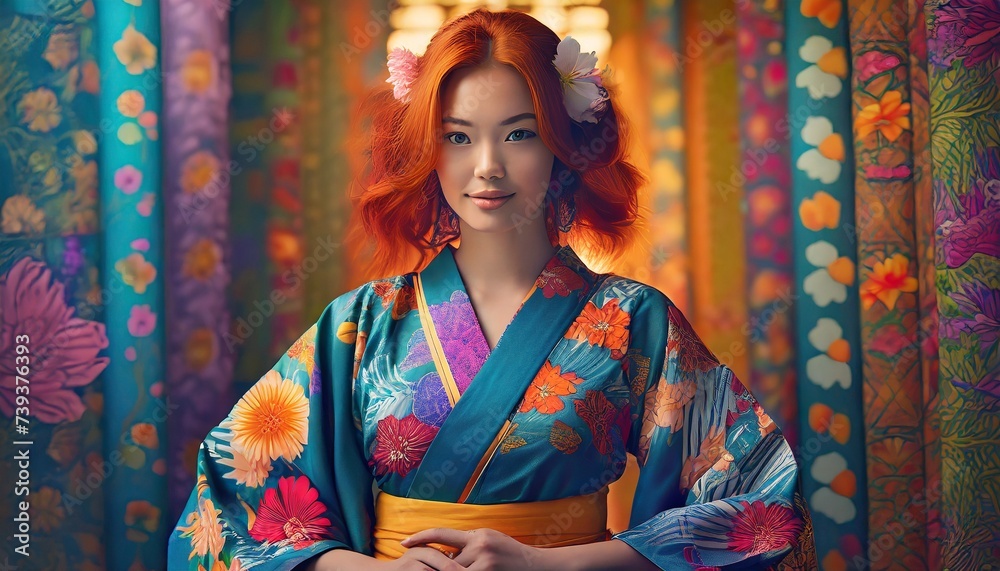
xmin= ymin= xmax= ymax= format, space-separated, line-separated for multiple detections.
xmin=506 ymin=129 xmax=536 ymax=142
xmin=445 ymin=133 xmax=470 ymax=145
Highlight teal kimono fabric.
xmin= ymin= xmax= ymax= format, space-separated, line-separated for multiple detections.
xmin=168 ymin=245 xmax=812 ymax=570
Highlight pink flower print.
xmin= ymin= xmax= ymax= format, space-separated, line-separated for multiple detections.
xmin=0 ymin=258 xmax=109 ymax=424
xmin=855 ymin=50 xmax=901 ymax=82
xmin=137 ymin=193 xmax=155 ymax=217
xmin=864 ymin=164 xmax=911 ymax=180
xmin=127 ymin=304 xmax=157 ymax=337
xmin=115 ymin=165 xmax=143 ymax=194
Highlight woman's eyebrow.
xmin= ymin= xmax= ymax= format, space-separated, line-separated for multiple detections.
xmin=442 ymin=112 xmax=536 ymax=127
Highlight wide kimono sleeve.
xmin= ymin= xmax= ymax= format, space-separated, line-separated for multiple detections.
xmin=612 ymin=288 xmax=815 ymax=570
xmin=167 ymin=291 xmax=376 ymax=571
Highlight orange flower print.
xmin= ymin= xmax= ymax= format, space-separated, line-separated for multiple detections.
xmin=860 ymin=253 xmax=918 ymax=310
xmin=181 ymin=150 xmax=221 ymax=194
xmin=181 ymin=49 xmax=215 ymax=94
xmin=113 ymin=25 xmax=157 ymax=75
xmin=267 ymin=228 xmax=302 ymax=267
xmin=855 ymin=90 xmax=911 ymax=142
xmin=115 ymin=252 xmax=157 ymax=294
xmin=222 ymin=370 xmax=309 ymax=463
xmin=117 ymin=90 xmax=145 ymax=117
xmin=1 ymin=195 xmax=46 ymax=234
xmin=519 ymin=361 xmax=582 ymax=414
xmin=124 ymin=500 xmax=161 ymax=542
xmin=177 ymin=497 xmax=224 ymax=560
xmin=392 ymin=285 xmax=416 ymax=320
xmin=34 ymin=487 xmax=65 ymax=532
xmin=286 ymin=325 xmax=317 ymax=375
xmin=184 ymin=327 xmax=216 ymax=371
xmin=801 ymin=0 xmax=841 ymax=28
xmin=667 ymin=305 xmax=719 ymax=373
xmin=799 ymin=191 xmax=841 ymax=231
xmin=217 ymin=439 xmax=273 ymax=488
xmin=130 ymin=422 xmax=159 ymax=449
xmin=182 ymin=238 xmax=222 ymax=280
xmin=372 ymin=280 xmax=417 ymax=320
xmin=648 ymin=377 xmax=697 ymax=432
xmin=565 ymin=298 xmax=630 ymax=358
xmin=680 ymin=426 xmax=728 ymax=490
xmin=17 ymin=87 xmax=62 ymax=132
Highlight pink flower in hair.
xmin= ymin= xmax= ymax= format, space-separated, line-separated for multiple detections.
xmin=386 ymin=47 xmax=419 ymax=104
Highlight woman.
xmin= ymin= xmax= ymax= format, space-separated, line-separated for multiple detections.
xmin=169 ymin=8 xmax=815 ymax=571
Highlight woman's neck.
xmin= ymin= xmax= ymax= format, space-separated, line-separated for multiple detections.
xmin=450 ymin=228 xmax=557 ymax=298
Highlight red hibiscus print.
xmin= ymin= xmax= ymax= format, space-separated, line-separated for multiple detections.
xmin=251 ymin=475 xmax=335 ymax=549
xmin=574 ymin=390 xmax=628 ymax=455
xmin=667 ymin=305 xmax=720 ymax=373
xmin=727 ymin=500 xmax=802 ymax=556
xmin=371 ymin=414 xmax=438 ymax=478
xmin=537 ymin=264 xmax=586 ymax=298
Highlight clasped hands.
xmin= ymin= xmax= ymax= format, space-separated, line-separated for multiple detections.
xmin=391 ymin=527 xmax=550 ymax=570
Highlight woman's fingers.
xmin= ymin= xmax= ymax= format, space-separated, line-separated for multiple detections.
xmin=403 ymin=528 xmax=473 ymax=550
xmin=402 ymin=546 xmax=466 ymax=571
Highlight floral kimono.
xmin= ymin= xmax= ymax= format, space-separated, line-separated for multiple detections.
xmin=168 ymin=244 xmax=815 ymax=570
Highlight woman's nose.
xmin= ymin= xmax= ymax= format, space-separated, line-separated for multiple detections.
xmin=474 ymin=143 xmax=505 ymax=181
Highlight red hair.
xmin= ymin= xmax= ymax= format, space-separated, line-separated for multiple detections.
xmin=345 ymin=8 xmax=647 ymax=279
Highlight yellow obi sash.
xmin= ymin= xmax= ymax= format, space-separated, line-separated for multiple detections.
xmin=373 ymin=488 xmax=612 ymax=560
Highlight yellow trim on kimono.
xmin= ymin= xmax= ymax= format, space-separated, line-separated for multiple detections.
xmin=372 ymin=487 xmax=612 ymax=560
xmin=414 ymin=273 xmax=462 ymax=407
xmin=457 ymin=419 xmax=516 ymax=504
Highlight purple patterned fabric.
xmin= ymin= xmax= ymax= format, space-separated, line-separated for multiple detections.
xmin=161 ymin=0 xmax=233 ymax=518
xmin=413 ymin=373 xmax=450 ymax=428
xmin=427 ymin=290 xmax=490 ymax=394
xmin=935 ymin=150 xmax=1000 ymax=268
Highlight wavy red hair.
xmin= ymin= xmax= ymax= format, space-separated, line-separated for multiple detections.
xmin=345 ymin=8 xmax=648 ymax=279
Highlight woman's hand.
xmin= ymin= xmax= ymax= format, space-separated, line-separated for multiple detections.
xmin=401 ymin=528 xmax=549 ymax=571
xmin=308 ymin=547 xmax=465 ymax=571
xmin=381 ymin=545 xmax=469 ymax=571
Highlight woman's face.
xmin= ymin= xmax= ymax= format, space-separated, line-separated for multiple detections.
xmin=435 ymin=64 xmax=555 ymax=237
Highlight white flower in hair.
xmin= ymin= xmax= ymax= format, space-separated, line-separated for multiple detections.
xmin=552 ymin=36 xmax=609 ymax=123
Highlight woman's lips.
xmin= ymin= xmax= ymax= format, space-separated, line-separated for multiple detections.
xmin=468 ymin=194 xmax=513 ymax=210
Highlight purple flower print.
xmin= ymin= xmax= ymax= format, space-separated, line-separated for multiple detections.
xmin=62 ymin=236 xmax=83 ymax=277
xmin=930 ymin=0 xmax=1000 ymax=68
xmin=935 ymin=150 xmax=1000 ymax=268
xmin=951 ymin=282 xmax=1000 ymax=345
